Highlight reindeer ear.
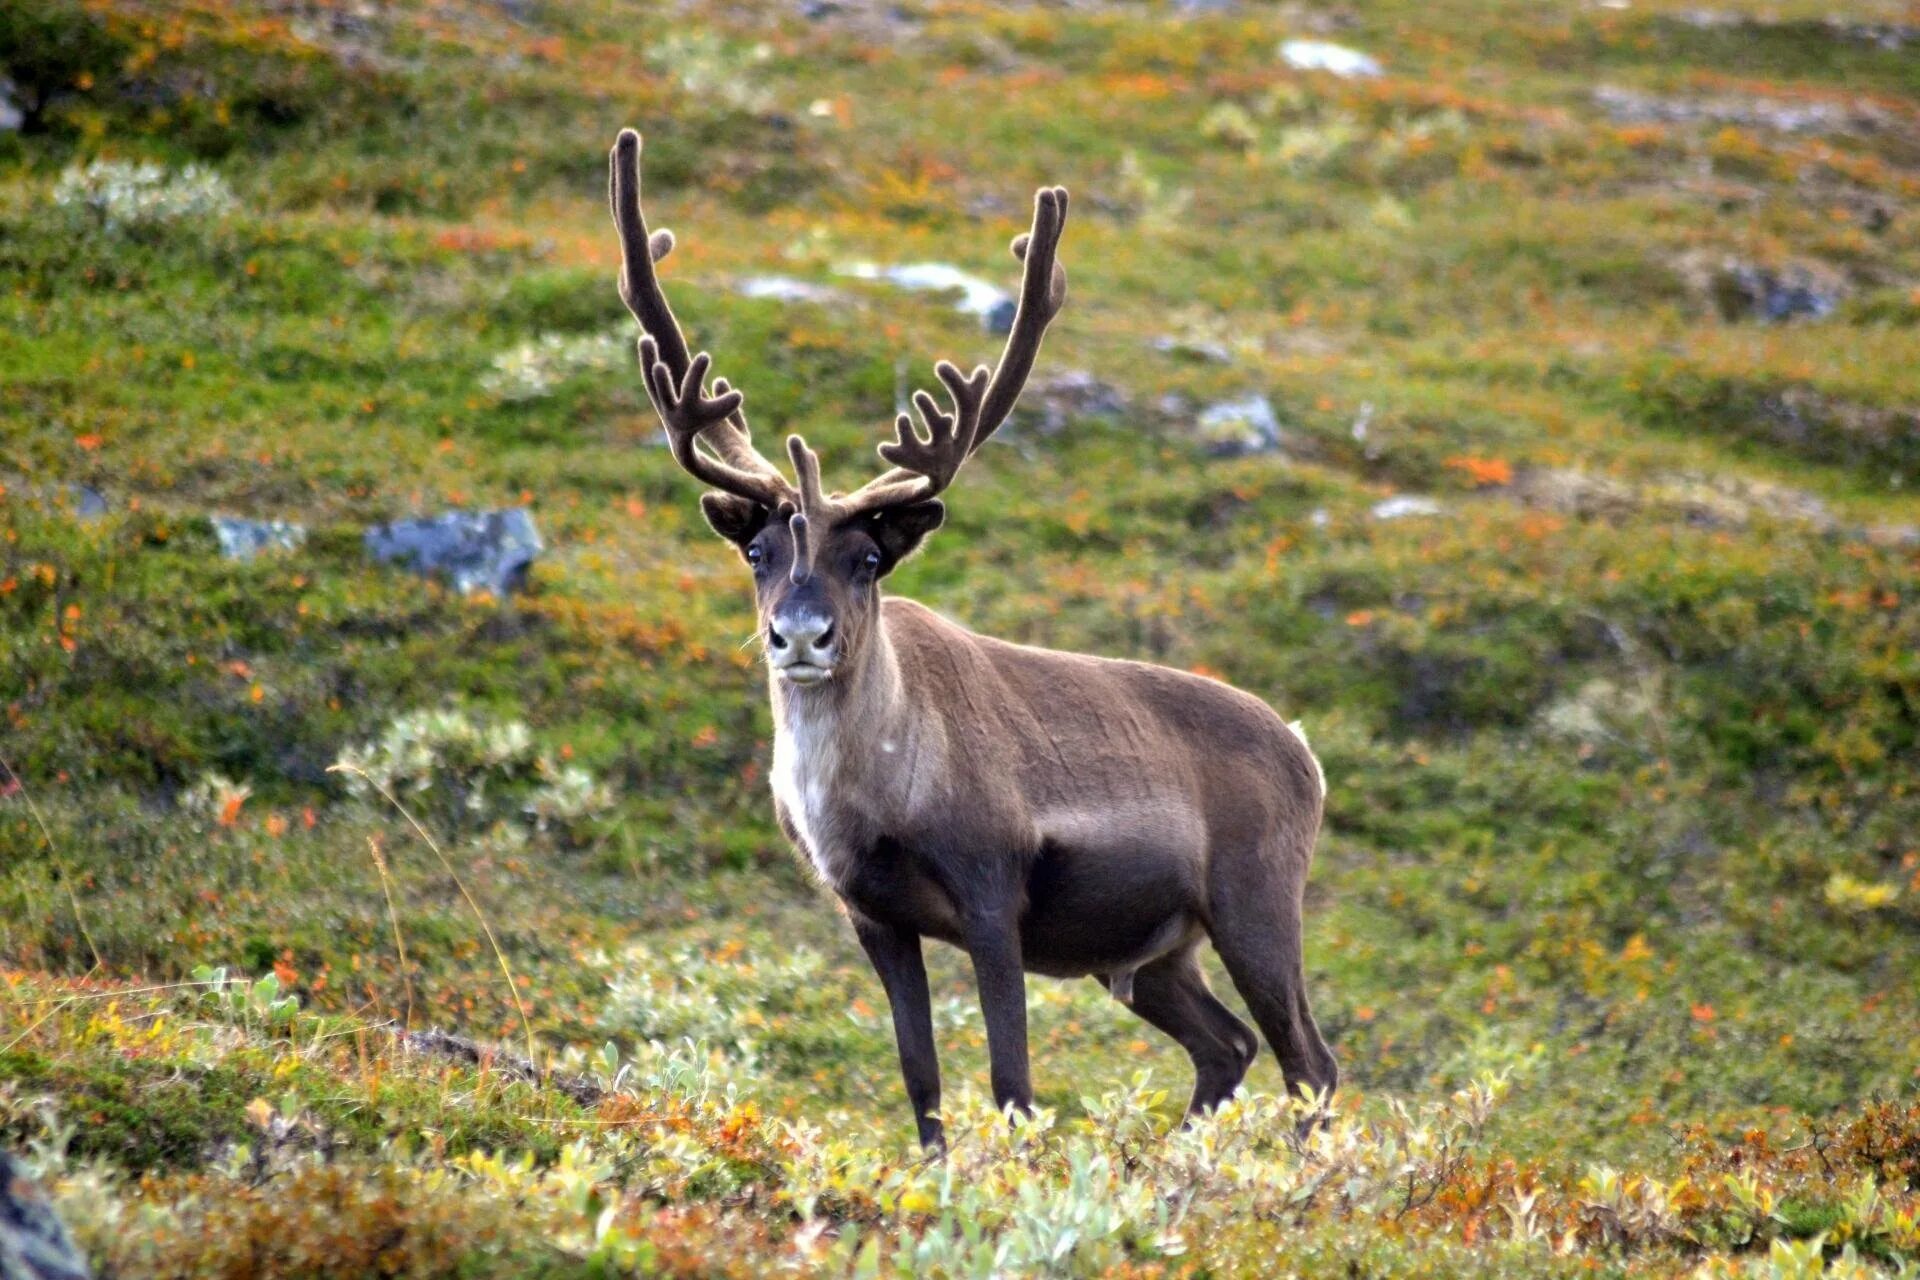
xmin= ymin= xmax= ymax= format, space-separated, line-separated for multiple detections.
xmin=869 ymin=501 xmax=945 ymax=573
xmin=701 ymin=493 xmax=771 ymax=550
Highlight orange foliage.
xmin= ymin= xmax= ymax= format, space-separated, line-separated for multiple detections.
xmin=1444 ymin=456 xmax=1514 ymax=487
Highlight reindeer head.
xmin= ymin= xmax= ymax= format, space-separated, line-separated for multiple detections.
xmin=608 ymin=129 xmax=1068 ymax=688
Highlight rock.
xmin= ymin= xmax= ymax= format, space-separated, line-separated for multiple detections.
xmin=1013 ymin=370 xmax=1129 ymax=435
xmin=1678 ymin=253 xmax=1847 ymax=323
xmin=1152 ymin=334 xmax=1232 ymax=364
xmin=1863 ymin=524 xmax=1920 ymax=548
xmin=1279 ymin=39 xmax=1382 ymax=78
xmin=1370 ymin=495 xmax=1443 ymax=520
xmin=1673 ymin=10 xmax=1917 ymax=50
xmin=1593 ymin=85 xmax=1880 ymax=137
xmin=837 ymin=261 xmax=1012 ymax=331
xmin=363 ymin=508 xmax=542 ymax=597
xmin=1516 ymin=468 xmax=1640 ymax=521
xmin=1655 ymin=472 xmax=1838 ymax=532
xmin=1838 ymin=21 xmax=1918 ymax=49
xmin=1519 ymin=465 xmax=1863 ymax=535
xmin=734 ymin=275 xmax=843 ymax=305
xmin=1 ymin=480 xmax=107 ymax=521
xmin=1196 ymin=393 xmax=1284 ymax=457
xmin=0 ymin=1150 xmax=90 ymax=1280
xmin=1713 ymin=263 xmax=1844 ymax=323
xmin=63 ymin=487 xmax=107 ymax=521
xmin=212 ymin=516 xmax=306 ymax=561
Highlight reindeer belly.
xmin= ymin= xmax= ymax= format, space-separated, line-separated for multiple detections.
xmin=1017 ymin=836 xmax=1206 ymax=978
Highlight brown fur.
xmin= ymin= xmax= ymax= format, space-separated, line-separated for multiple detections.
xmin=607 ymin=129 xmax=1337 ymax=1147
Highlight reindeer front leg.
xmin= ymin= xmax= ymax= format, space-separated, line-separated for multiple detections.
xmin=963 ymin=902 xmax=1033 ymax=1116
xmin=852 ymin=914 xmax=945 ymax=1149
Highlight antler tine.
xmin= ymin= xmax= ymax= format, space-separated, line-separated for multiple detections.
xmin=832 ymin=361 xmax=985 ymax=514
xmin=610 ymin=129 xmax=794 ymax=506
xmin=973 ymin=185 xmax=1069 ymax=456
xmin=642 ymin=339 xmax=791 ymax=506
xmin=784 ymin=435 xmax=831 ymax=582
xmin=785 ymin=434 xmax=830 ymax=516
xmin=609 ymin=130 xmax=692 ymax=380
xmin=703 ymin=376 xmax=785 ymax=483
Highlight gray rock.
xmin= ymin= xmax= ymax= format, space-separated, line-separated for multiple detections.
xmin=1674 ymin=10 xmax=1916 ymax=49
xmin=0 ymin=1150 xmax=90 ymax=1280
xmin=364 ymin=508 xmax=543 ymax=597
xmin=837 ymin=261 xmax=1013 ymax=332
xmin=1371 ymin=495 xmax=1444 ymax=520
xmin=212 ymin=516 xmax=306 ymax=561
xmin=1594 ymin=84 xmax=1879 ymax=136
xmin=64 ymin=486 xmax=107 ymax=521
xmin=1711 ymin=262 xmax=1844 ymax=323
xmin=1013 ymin=370 xmax=1129 ymax=435
xmin=1677 ymin=252 xmax=1848 ymax=323
xmin=1197 ymin=393 xmax=1284 ymax=458
xmin=735 ymin=275 xmax=843 ymax=305
xmin=2 ymin=480 xmax=107 ymax=521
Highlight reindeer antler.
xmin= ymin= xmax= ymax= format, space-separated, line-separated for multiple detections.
xmin=609 ymin=129 xmax=795 ymax=509
xmin=612 ymin=128 xmax=1068 ymax=529
xmin=835 ymin=185 xmax=1070 ymax=516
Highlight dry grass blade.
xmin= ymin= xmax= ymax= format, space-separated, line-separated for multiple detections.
xmin=328 ymin=762 xmax=538 ymax=1069
xmin=367 ymin=834 xmax=415 ymax=1033
xmin=0 ymin=753 xmax=102 ymax=972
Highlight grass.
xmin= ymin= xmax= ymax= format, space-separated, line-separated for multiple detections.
xmin=2 ymin=0 xmax=1918 ymax=1274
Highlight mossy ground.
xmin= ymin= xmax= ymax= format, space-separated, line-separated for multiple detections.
xmin=2 ymin=0 xmax=1918 ymax=1274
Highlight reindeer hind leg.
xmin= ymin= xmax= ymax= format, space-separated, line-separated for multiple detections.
xmin=1206 ymin=825 xmax=1338 ymax=1117
xmin=1104 ymin=946 xmax=1258 ymax=1115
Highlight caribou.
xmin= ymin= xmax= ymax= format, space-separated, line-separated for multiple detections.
xmin=608 ymin=129 xmax=1337 ymax=1146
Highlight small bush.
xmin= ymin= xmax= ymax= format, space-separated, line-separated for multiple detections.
xmin=50 ymin=159 xmax=238 ymax=236
xmin=479 ymin=329 xmax=629 ymax=404
xmin=334 ymin=707 xmax=612 ymax=847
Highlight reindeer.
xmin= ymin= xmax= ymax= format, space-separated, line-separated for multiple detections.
xmin=608 ymin=130 xmax=1337 ymax=1147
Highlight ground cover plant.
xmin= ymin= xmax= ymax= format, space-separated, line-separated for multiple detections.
xmin=2 ymin=0 xmax=1917 ymax=1274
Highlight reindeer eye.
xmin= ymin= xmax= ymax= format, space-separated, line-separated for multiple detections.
xmin=746 ymin=545 xmax=763 ymax=567
xmin=863 ymin=550 xmax=882 ymax=572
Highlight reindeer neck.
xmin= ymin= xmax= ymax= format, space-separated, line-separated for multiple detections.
xmin=768 ymin=611 xmax=906 ymax=745
xmin=767 ymin=610 xmax=921 ymax=862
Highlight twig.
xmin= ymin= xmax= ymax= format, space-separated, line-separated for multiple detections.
xmin=397 ymin=1026 xmax=602 ymax=1106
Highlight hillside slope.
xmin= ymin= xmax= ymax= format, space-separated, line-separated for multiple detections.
xmin=2 ymin=0 xmax=1918 ymax=1274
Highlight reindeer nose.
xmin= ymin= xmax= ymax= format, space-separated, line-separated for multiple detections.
xmin=769 ymin=612 xmax=834 ymax=654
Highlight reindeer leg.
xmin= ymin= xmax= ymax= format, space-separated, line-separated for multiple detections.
xmin=852 ymin=913 xmax=945 ymax=1150
xmin=1103 ymin=947 xmax=1259 ymax=1116
xmin=962 ymin=904 xmax=1032 ymax=1116
xmin=1208 ymin=830 xmax=1339 ymax=1127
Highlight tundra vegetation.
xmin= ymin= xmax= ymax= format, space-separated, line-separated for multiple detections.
xmin=1 ymin=0 xmax=1917 ymax=1275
